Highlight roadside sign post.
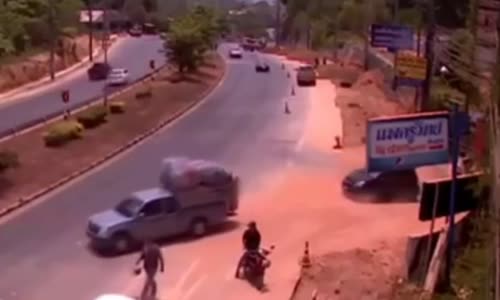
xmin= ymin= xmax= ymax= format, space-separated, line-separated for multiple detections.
xmin=61 ymin=90 xmax=70 ymax=119
xmin=444 ymin=103 xmax=464 ymax=287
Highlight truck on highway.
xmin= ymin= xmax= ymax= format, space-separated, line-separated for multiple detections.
xmin=86 ymin=158 xmax=239 ymax=253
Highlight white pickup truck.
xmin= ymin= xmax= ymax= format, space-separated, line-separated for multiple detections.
xmin=87 ymin=158 xmax=239 ymax=253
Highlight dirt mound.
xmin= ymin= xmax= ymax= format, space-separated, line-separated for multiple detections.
xmin=335 ymin=69 xmax=413 ymax=147
xmin=0 ymin=35 xmax=96 ymax=93
xmin=293 ymin=240 xmax=406 ymax=300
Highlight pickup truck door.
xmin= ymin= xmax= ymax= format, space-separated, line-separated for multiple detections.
xmin=134 ymin=198 xmax=178 ymax=240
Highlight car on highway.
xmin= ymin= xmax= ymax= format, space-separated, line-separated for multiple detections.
xmin=87 ymin=158 xmax=239 ymax=253
xmin=94 ymin=294 xmax=134 ymax=300
xmin=87 ymin=62 xmax=111 ymax=81
xmin=255 ymin=60 xmax=270 ymax=73
xmin=128 ymin=25 xmax=142 ymax=37
xmin=229 ymin=47 xmax=243 ymax=59
xmin=342 ymin=169 xmax=419 ymax=201
xmin=107 ymin=68 xmax=129 ymax=86
xmin=296 ymin=65 xmax=316 ymax=86
xmin=143 ymin=23 xmax=157 ymax=35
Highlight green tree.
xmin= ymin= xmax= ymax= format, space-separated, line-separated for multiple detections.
xmin=124 ymin=0 xmax=147 ymax=24
xmin=165 ymin=15 xmax=205 ymax=73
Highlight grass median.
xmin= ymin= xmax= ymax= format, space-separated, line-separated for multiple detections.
xmin=0 ymin=52 xmax=225 ymax=212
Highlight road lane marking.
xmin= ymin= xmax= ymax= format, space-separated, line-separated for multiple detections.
xmin=172 ymin=258 xmax=200 ymax=292
xmin=179 ymin=275 xmax=207 ymax=300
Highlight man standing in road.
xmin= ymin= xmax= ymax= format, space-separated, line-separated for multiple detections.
xmin=135 ymin=240 xmax=164 ymax=299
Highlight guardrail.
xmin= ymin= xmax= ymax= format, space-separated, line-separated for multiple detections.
xmin=0 ymin=63 xmax=168 ymax=143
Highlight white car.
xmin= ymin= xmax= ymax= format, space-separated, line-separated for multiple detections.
xmin=108 ymin=68 xmax=129 ymax=86
xmin=94 ymin=294 xmax=134 ymax=300
xmin=229 ymin=48 xmax=243 ymax=59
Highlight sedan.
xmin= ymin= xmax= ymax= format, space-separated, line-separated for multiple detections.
xmin=107 ymin=68 xmax=129 ymax=86
xmin=342 ymin=169 xmax=419 ymax=202
xmin=88 ymin=62 xmax=111 ymax=81
xmin=229 ymin=48 xmax=243 ymax=59
xmin=255 ymin=61 xmax=270 ymax=72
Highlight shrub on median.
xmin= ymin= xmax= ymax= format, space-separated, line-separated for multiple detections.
xmin=109 ymin=101 xmax=125 ymax=114
xmin=76 ymin=105 xmax=108 ymax=129
xmin=0 ymin=150 xmax=19 ymax=173
xmin=43 ymin=120 xmax=83 ymax=147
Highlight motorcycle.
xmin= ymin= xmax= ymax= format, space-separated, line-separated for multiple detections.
xmin=237 ymin=246 xmax=275 ymax=290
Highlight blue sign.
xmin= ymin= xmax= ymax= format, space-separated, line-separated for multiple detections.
xmin=370 ymin=24 xmax=414 ymax=50
xmin=366 ymin=112 xmax=450 ymax=172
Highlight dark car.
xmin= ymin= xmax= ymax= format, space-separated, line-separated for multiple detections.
xmin=128 ymin=25 xmax=142 ymax=37
xmin=143 ymin=23 xmax=157 ymax=35
xmin=87 ymin=62 xmax=111 ymax=81
xmin=255 ymin=62 xmax=270 ymax=72
xmin=296 ymin=65 xmax=316 ymax=86
xmin=342 ymin=169 xmax=419 ymax=201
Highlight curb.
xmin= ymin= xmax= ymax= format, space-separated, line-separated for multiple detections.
xmin=0 ymin=54 xmax=226 ymax=219
xmin=0 ymin=52 xmax=167 ymax=143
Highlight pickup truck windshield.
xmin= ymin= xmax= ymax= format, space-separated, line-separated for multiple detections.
xmin=115 ymin=197 xmax=143 ymax=217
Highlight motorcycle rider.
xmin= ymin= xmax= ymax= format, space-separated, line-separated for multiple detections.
xmin=235 ymin=221 xmax=262 ymax=277
xmin=135 ymin=240 xmax=164 ymax=299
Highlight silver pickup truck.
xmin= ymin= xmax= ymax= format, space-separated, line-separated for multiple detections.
xmin=87 ymin=158 xmax=239 ymax=253
xmin=87 ymin=184 xmax=238 ymax=253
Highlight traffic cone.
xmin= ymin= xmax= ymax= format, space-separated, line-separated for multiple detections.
xmin=301 ymin=241 xmax=311 ymax=268
xmin=284 ymin=101 xmax=291 ymax=114
xmin=333 ymin=136 xmax=342 ymax=149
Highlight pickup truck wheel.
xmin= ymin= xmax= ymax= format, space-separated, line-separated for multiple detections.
xmin=191 ymin=218 xmax=208 ymax=237
xmin=112 ymin=233 xmax=132 ymax=253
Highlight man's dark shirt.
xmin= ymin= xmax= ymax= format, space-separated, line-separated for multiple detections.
xmin=243 ymin=228 xmax=261 ymax=251
xmin=138 ymin=244 xmax=164 ymax=274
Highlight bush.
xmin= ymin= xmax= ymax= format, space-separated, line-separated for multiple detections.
xmin=109 ymin=101 xmax=126 ymax=114
xmin=43 ymin=120 xmax=83 ymax=147
xmin=77 ymin=105 xmax=108 ymax=129
xmin=0 ymin=150 xmax=19 ymax=173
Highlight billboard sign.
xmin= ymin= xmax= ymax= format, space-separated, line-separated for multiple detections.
xmin=418 ymin=173 xmax=487 ymax=221
xmin=367 ymin=112 xmax=450 ymax=172
xmin=370 ymin=24 xmax=414 ymax=50
xmin=474 ymin=0 xmax=500 ymax=72
xmin=396 ymin=53 xmax=427 ymax=86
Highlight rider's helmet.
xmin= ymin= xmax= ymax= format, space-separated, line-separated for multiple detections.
xmin=248 ymin=221 xmax=256 ymax=229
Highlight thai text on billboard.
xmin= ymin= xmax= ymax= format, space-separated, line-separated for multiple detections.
xmin=367 ymin=112 xmax=450 ymax=172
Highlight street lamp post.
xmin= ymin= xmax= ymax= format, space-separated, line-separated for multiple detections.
xmin=48 ymin=0 xmax=56 ymax=80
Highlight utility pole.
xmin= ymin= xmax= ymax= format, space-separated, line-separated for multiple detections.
xmin=87 ymin=0 xmax=94 ymax=62
xmin=48 ymin=0 xmax=56 ymax=80
xmin=102 ymin=4 xmax=109 ymax=65
xmin=275 ymin=0 xmax=281 ymax=46
xmin=493 ymin=8 xmax=500 ymax=299
xmin=421 ymin=0 xmax=436 ymax=111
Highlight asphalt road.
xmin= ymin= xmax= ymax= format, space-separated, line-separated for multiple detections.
xmin=0 ymin=44 xmax=311 ymax=300
xmin=0 ymin=35 xmax=165 ymax=134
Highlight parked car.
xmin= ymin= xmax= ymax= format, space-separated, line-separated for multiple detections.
xmin=107 ymin=68 xmax=129 ymax=86
xmin=229 ymin=47 xmax=243 ymax=59
xmin=255 ymin=61 xmax=270 ymax=72
xmin=342 ymin=169 xmax=419 ymax=201
xmin=87 ymin=158 xmax=239 ymax=254
xmin=296 ymin=65 xmax=316 ymax=86
xmin=87 ymin=62 xmax=111 ymax=81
